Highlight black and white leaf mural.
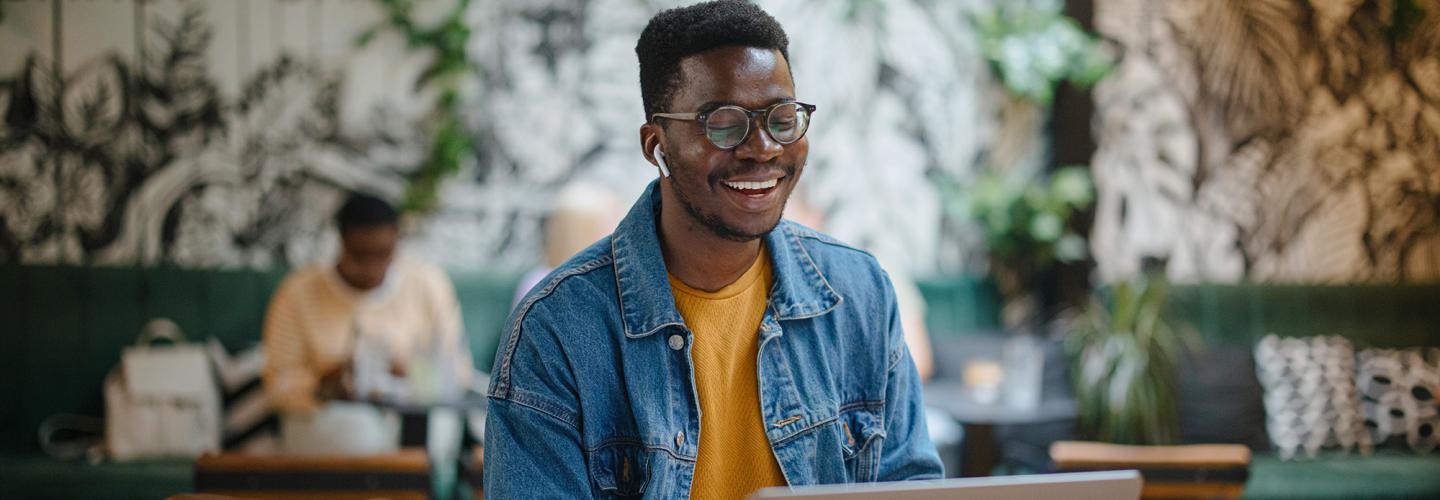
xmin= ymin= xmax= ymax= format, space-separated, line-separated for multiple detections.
xmin=1092 ymin=0 xmax=1440 ymax=282
xmin=1 ymin=0 xmax=1011 ymax=274
xmin=0 ymin=1 xmax=417 ymax=268
xmin=7 ymin=0 xmax=1438 ymax=282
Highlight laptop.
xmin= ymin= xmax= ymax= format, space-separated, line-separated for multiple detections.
xmin=749 ymin=470 xmax=1142 ymax=500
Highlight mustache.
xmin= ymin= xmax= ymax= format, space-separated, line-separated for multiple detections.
xmin=708 ymin=161 xmax=798 ymax=183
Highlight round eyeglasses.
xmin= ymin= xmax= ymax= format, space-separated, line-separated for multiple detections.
xmin=651 ymin=101 xmax=816 ymax=150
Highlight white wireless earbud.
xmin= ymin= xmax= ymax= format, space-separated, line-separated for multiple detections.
xmin=652 ymin=144 xmax=671 ymax=178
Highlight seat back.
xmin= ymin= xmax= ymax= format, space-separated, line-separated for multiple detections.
xmin=192 ymin=449 xmax=431 ymax=499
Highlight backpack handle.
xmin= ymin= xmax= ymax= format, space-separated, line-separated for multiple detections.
xmin=135 ymin=318 xmax=186 ymax=347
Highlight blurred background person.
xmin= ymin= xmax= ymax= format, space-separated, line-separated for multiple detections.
xmin=262 ymin=192 xmax=472 ymax=455
xmin=512 ymin=183 xmax=625 ymax=308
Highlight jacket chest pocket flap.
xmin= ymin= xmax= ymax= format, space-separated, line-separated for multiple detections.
xmin=588 ymin=443 xmax=650 ymax=497
xmin=837 ymin=405 xmax=885 ymax=481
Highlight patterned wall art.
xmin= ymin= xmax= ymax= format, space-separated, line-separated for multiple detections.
xmin=7 ymin=0 xmax=1438 ymax=283
xmin=0 ymin=0 xmax=425 ymax=269
xmin=0 ymin=0 xmax=1015 ymax=274
xmin=1091 ymin=0 xmax=1440 ymax=283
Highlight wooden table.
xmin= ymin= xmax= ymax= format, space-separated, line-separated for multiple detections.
xmin=345 ymin=390 xmax=488 ymax=499
xmin=190 ymin=449 xmax=432 ymax=499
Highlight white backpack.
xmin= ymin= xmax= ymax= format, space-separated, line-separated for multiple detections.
xmin=104 ymin=319 xmax=221 ymax=460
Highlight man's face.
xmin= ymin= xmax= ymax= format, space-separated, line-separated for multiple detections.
xmin=657 ymin=46 xmax=808 ymax=241
xmin=336 ymin=225 xmax=398 ymax=291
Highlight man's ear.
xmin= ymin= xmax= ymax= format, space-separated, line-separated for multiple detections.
xmin=640 ymin=123 xmax=663 ymax=168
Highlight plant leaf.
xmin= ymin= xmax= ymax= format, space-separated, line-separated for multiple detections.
xmin=1175 ymin=0 xmax=1305 ymax=136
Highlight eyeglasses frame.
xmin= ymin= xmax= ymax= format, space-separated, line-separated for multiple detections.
xmin=650 ymin=101 xmax=817 ymax=150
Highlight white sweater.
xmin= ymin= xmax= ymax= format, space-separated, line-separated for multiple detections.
xmin=262 ymin=257 xmax=472 ymax=414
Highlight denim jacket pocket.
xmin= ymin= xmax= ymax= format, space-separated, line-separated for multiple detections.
xmin=588 ymin=442 xmax=651 ymax=498
xmin=836 ymin=404 xmax=885 ymax=482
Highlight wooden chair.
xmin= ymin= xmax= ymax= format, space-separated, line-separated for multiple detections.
xmin=1050 ymin=441 xmax=1251 ymax=499
xmin=187 ymin=449 xmax=431 ymax=500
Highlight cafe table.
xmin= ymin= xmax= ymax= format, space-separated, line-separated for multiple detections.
xmin=923 ymin=379 xmax=1078 ymax=477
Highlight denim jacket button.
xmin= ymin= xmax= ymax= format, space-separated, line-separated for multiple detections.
xmin=675 ymin=431 xmax=685 ymax=448
xmin=668 ymin=334 xmax=685 ymax=351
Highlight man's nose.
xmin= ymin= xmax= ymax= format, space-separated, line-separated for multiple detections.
xmin=733 ymin=122 xmax=784 ymax=164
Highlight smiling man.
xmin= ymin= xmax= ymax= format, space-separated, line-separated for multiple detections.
xmin=484 ymin=1 xmax=943 ymax=497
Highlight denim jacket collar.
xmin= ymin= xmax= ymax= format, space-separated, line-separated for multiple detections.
xmin=610 ymin=180 xmax=842 ymax=338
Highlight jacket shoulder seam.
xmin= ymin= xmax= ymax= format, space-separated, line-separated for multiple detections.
xmin=787 ymin=224 xmax=877 ymax=260
xmin=488 ymin=388 xmax=580 ymax=431
xmin=492 ymin=253 xmax=615 ymax=397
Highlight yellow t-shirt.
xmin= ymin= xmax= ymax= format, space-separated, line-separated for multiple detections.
xmin=669 ymin=245 xmax=787 ymax=499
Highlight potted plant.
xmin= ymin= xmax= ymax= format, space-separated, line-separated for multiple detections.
xmin=1065 ymin=269 xmax=1196 ymax=444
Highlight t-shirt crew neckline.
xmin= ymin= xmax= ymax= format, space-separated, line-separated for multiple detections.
xmin=667 ymin=244 xmax=769 ymax=301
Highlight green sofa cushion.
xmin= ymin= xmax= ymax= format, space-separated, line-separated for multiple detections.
xmin=1245 ymin=450 xmax=1440 ymax=499
xmin=0 ymin=453 xmax=191 ymax=500
xmin=1166 ymin=284 xmax=1440 ymax=348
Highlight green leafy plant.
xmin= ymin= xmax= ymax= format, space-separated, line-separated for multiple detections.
xmin=958 ymin=166 xmax=1093 ymax=268
xmin=357 ymin=0 xmax=479 ymax=213
xmin=944 ymin=165 xmax=1093 ymax=328
xmin=936 ymin=3 xmax=1110 ymax=328
xmin=972 ymin=3 xmax=1112 ymax=104
xmin=1065 ymin=272 xmax=1197 ymax=444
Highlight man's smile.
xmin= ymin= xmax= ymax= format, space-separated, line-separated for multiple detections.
xmin=721 ymin=178 xmax=778 ymax=191
xmin=716 ymin=173 xmax=788 ymax=212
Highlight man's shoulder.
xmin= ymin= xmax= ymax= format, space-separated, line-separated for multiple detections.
xmin=775 ymin=221 xmax=898 ymax=324
xmin=778 ymin=221 xmax=886 ymax=276
xmin=490 ymin=238 xmax=618 ymax=401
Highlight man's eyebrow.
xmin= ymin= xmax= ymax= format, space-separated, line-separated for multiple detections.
xmin=696 ymin=97 xmax=797 ymax=113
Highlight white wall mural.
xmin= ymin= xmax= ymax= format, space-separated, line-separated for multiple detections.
xmin=0 ymin=0 xmax=1006 ymax=275
xmin=1091 ymin=0 xmax=1440 ymax=283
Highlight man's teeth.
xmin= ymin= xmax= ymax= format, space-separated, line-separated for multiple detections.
xmin=723 ymin=179 xmax=779 ymax=190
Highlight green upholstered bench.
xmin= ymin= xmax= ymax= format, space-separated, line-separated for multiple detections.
xmin=0 ymin=264 xmax=523 ymax=499
xmin=1162 ymin=284 xmax=1440 ymax=499
xmin=0 ymin=453 xmax=194 ymax=500
xmin=1244 ymin=450 xmax=1440 ymax=500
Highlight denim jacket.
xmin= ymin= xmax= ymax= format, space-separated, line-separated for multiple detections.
xmin=485 ymin=181 xmax=943 ymax=498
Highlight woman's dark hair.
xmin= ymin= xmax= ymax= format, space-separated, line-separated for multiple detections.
xmin=335 ymin=192 xmax=398 ymax=235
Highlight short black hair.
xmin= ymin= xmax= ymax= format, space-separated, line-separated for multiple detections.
xmin=335 ymin=192 xmax=398 ymax=234
xmin=636 ymin=0 xmax=791 ymax=119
